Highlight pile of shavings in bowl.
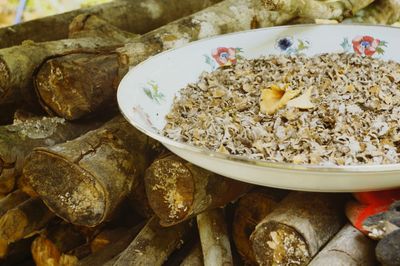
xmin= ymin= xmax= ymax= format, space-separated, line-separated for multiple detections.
xmin=163 ymin=53 xmax=400 ymax=166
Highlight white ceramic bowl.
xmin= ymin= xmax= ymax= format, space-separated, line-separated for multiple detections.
xmin=118 ymin=24 xmax=400 ymax=192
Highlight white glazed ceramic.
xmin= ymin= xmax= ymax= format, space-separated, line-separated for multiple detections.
xmin=118 ymin=24 xmax=400 ymax=192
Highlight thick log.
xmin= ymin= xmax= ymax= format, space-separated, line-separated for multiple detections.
xmin=0 ymin=237 xmax=34 ymax=266
xmin=346 ymin=0 xmax=400 ymax=25
xmin=114 ymin=216 xmax=192 ymax=266
xmin=128 ymin=175 xmax=154 ymax=218
xmin=0 ymin=0 xmax=222 ymax=49
xmin=263 ymin=0 xmax=374 ymax=20
xmin=180 ymin=243 xmax=203 ymax=266
xmin=145 ymin=154 xmax=252 ymax=226
xmin=233 ymin=188 xmax=286 ymax=265
xmin=250 ymin=192 xmax=345 ymax=266
xmin=197 ymin=208 xmax=233 ymax=266
xmin=0 ymin=116 xmax=102 ymax=194
xmin=0 ymin=104 xmax=16 ymax=126
xmin=308 ymin=224 xmax=376 ymax=266
xmin=77 ymin=223 xmax=144 ymax=266
xmin=23 ymin=116 xmax=154 ymax=226
xmin=0 ymin=190 xmax=29 ymax=217
xmin=0 ymin=198 xmax=54 ymax=258
xmin=117 ymin=0 xmax=294 ymax=71
xmin=376 ymin=229 xmax=400 ymax=266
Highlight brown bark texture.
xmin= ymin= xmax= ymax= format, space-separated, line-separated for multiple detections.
xmin=180 ymin=242 xmax=204 ymax=266
xmin=23 ymin=116 xmax=155 ymax=227
xmin=77 ymin=223 xmax=144 ymax=266
xmin=0 ymin=116 xmax=102 ymax=194
xmin=263 ymin=0 xmax=374 ymax=20
xmin=145 ymin=154 xmax=252 ymax=226
xmin=113 ymin=216 xmax=192 ymax=266
xmin=250 ymin=192 xmax=345 ymax=266
xmin=0 ymin=198 xmax=55 ymax=258
xmin=0 ymin=190 xmax=29 ymax=217
xmin=308 ymin=224 xmax=376 ymax=266
xmin=0 ymin=0 xmax=223 ymax=49
xmin=117 ymin=0 xmax=294 ymax=70
xmin=233 ymin=188 xmax=286 ymax=265
xmin=197 ymin=208 xmax=233 ymax=266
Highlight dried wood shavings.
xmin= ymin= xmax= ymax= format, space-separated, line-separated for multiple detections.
xmin=164 ymin=53 xmax=400 ymax=166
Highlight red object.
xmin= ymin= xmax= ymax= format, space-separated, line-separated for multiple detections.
xmin=211 ymin=47 xmax=237 ymax=66
xmin=346 ymin=189 xmax=400 ymax=233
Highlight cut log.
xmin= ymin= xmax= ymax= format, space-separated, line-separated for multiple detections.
xmin=263 ymin=0 xmax=374 ymax=20
xmin=0 ymin=198 xmax=54 ymax=258
xmin=197 ymin=208 xmax=233 ymax=266
xmin=308 ymin=224 xmax=376 ymax=266
xmin=180 ymin=243 xmax=203 ymax=266
xmin=0 ymin=190 xmax=29 ymax=217
xmin=77 ymin=223 xmax=144 ymax=266
xmin=0 ymin=0 xmax=223 ymax=49
xmin=346 ymin=0 xmax=400 ymax=25
xmin=114 ymin=216 xmax=192 ymax=266
xmin=0 ymin=237 xmax=34 ymax=266
xmin=376 ymin=229 xmax=400 ymax=266
xmin=144 ymin=154 xmax=252 ymax=226
xmin=0 ymin=116 xmax=103 ymax=194
xmin=31 ymin=223 xmax=86 ymax=266
xmin=23 ymin=116 xmax=155 ymax=226
xmin=128 ymin=175 xmax=154 ymax=218
xmin=250 ymin=192 xmax=345 ymax=266
xmin=233 ymin=188 xmax=286 ymax=265
xmin=117 ymin=0 xmax=294 ymax=71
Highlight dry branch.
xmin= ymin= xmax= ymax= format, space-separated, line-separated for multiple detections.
xmin=77 ymin=223 xmax=144 ymax=266
xmin=0 ymin=198 xmax=54 ymax=258
xmin=197 ymin=208 xmax=233 ymax=266
xmin=145 ymin=154 xmax=252 ymax=226
xmin=308 ymin=224 xmax=376 ymax=266
xmin=263 ymin=0 xmax=374 ymax=20
xmin=117 ymin=0 xmax=294 ymax=70
xmin=180 ymin=242 xmax=203 ymax=266
xmin=233 ymin=188 xmax=286 ymax=264
xmin=23 ymin=116 xmax=155 ymax=226
xmin=250 ymin=192 xmax=345 ymax=266
xmin=114 ymin=216 xmax=192 ymax=266
xmin=0 ymin=190 xmax=29 ymax=217
xmin=0 ymin=116 xmax=102 ymax=194
xmin=346 ymin=0 xmax=400 ymax=25
xmin=0 ymin=0 xmax=223 ymax=49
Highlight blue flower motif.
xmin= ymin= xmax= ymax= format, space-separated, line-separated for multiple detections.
xmin=276 ymin=37 xmax=293 ymax=51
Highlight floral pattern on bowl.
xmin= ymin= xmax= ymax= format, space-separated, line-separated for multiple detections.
xmin=275 ymin=36 xmax=310 ymax=55
xmin=341 ymin=35 xmax=387 ymax=57
xmin=142 ymin=81 xmax=165 ymax=104
xmin=204 ymin=47 xmax=244 ymax=70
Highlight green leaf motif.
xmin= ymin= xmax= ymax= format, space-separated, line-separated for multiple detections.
xmin=143 ymin=88 xmax=153 ymax=99
xmin=376 ymin=47 xmax=385 ymax=55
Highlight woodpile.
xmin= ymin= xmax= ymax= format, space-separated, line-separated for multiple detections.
xmin=0 ymin=0 xmax=398 ymax=265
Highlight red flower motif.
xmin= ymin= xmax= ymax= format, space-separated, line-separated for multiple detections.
xmin=352 ymin=36 xmax=380 ymax=57
xmin=212 ymin=47 xmax=237 ymax=66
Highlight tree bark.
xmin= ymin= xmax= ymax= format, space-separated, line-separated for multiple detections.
xmin=346 ymin=0 xmax=400 ymax=25
xmin=23 ymin=116 xmax=155 ymax=227
xmin=180 ymin=243 xmax=203 ymax=266
xmin=197 ymin=208 xmax=233 ymax=266
xmin=263 ymin=0 xmax=374 ymax=20
xmin=0 ymin=237 xmax=34 ymax=266
xmin=250 ymin=192 xmax=345 ymax=266
xmin=77 ymin=223 xmax=144 ymax=266
xmin=0 ymin=198 xmax=55 ymax=258
xmin=233 ymin=188 xmax=286 ymax=265
xmin=0 ymin=190 xmax=29 ymax=217
xmin=0 ymin=0 xmax=223 ymax=49
xmin=0 ymin=116 xmax=102 ymax=194
xmin=117 ymin=0 xmax=294 ymax=72
xmin=114 ymin=216 xmax=192 ymax=266
xmin=308 ymin=224 xmax=376 ymax=266
xmin=144 ymin=154 xmax=252 ymax=226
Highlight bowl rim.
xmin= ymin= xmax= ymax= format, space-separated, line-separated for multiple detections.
xmin=118 ymin=23 xmax=400 ymax=173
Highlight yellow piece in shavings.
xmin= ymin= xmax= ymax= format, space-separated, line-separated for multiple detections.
xmin=218 ymin=144 xmax=229 ymax=154
xmin=286 ymin=87 xmax=315 ymax=109
xmin=260 ymin=84 xmax=300 ymax=115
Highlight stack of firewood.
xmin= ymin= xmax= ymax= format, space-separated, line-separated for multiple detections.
xmin=0 ymin=0 xmax=399 ymax=265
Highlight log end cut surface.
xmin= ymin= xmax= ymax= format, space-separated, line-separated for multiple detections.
xmin=251 ymin=222 xmax=311 ymax=266
xmin=145 ymin=158 xmax=194 ymax=226
xmin=23 ymin=149 xmax=106 ymax=226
